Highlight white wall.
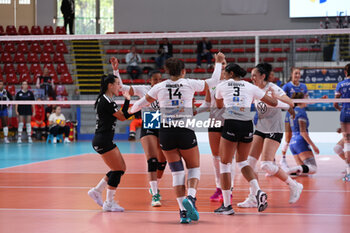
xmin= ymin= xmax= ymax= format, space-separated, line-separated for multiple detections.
xmin=114 ymin=0 xmax=322 ymax=32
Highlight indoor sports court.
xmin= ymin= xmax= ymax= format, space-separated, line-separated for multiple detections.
xmin=1 ymin=1 xmax=350 ymax=233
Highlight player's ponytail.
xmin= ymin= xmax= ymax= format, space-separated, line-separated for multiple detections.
xmin=225 ymin=63 xmax=247 ymax=78
xmin=94 ymin=74 xmax=116 ymax=109
xmin=256 ymin=63 xmax=272 ymax=81
xmin=345 ymin=63 xmax=350 ymax=76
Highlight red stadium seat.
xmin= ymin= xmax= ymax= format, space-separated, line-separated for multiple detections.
xmin=184 ymin=58 xmax=195 ymax=63
xmin=31 ymin=26 xmax=42 ymax=35
xmin=270 ymin=48 xmax=283 ymax=53
xmin=309 ymin=38 xmax=319 ymax=43
xmin=0 ymin=44 xmax=2 ymax=53
xmin=232 ymin=48 xmax=244 ymax=53
xmin=30 ymin=42 xmax=42 ymax=53
xmin=146 ymin=40 xmax=157 ymax=45
xmin=237 ymin=57 xmax=249 ymax=63
xmin=30 ymin=63 xmax=43 ymax=75
xmin=173 ymin=49 xmax=180 ymax=53
xmin=296 ymin=47 xmax=309 ymax=52
xmin=4 ymin=42 xmax=16 ymax=53
xmin=121 ymin=40 xmax=132 ymax=45
xmin=0 ymin=73 xmax=3 ymax=83
xmin=6 ymin=85 xmax=16 ymax=97
xmin=260 ymin=39 xmax=268 ymax=44
xmin=263 ymin=57 xmax=275 ymax=62
xmin=0 ymin=25 xmax=5 ymax=36
xmin=57 ymin=63 xmax=69 ymax=74
xmin=296 ymin=38 xmax=307 ymax=43
xmin=49 ymin=71 xmax=59 ymax=84
xmin=247 ymin=67 xmax=254 ymax=73
xmin=193 ymin=68 xmax=206 ymax=73
xmin=19 ymin=72 xmax=32 ymax=84
xmin=221 ymin=40 xmax=231 ymax=44
xmin=172 ymin=40 xmax=182 ymax=45
xmin=250 ymin=57 xmax=261 ymax=63
xmin=310 ymin=48 xmax=322 ymax=52
xmin=246 ymin=39 xmax=255 ymax=44
xmin=260 ymin=48 xmax=269 ymax=53
xmin=40 ymin=53 xmax=52 ymax=63
xmin=6 ymin=73 xmax=19 ymax=84
xmin=183 ymin=40 xmax=194 ymax=45
xmin=185 ymin=68 xmax=192 ymax=73
xmin=43 ymin=42 xmax=55 ymax=53
xmin=55 ymin=26 xmax=66 ymax=35
xmin=119 ymin=69 xmax=127 ymax=74
xmin=277 ymin=57 xmax=287 ymax=62
xmin=117 ymin=49 xmax=129 ymax=54
xmin=4 ymin=63 xmax=15 ymax=74
xmin=106 ymin=49 xmax=117 ymax=54
xmin=134 ymin=40 xmax=145 ymax=45
xmin=284 ymin=47 xmax=291 ymax=52
xmin=283 ymin=38 xmax=293 ymax=44
xmin=17 ymin=42 xmax=29 ymax=53
xmin=271 ymin=38 xmax=282 ymax=44
xmin=118 ymin=31 xmax=128 ymax=34
xmin=109 ymin=40 xmax=120 ymax=45
xmin=233 ymin=40 xmax=244 ymax=44
xmin=220 ymin=48 xmax=231 ymax=53
xmin=53 ymin=53 xmax=65 ymax=63
xmin=27 ymin=53 xmax=40 ymax=63
xmin=1 ymin=53 xmax=13 ymax=63
xmin=44 ymin=63 xmax=56 ymax=74
xmin=210 ymin=40 xmax=219 ymax=45
xmin=13 ymin=53 xmax=26 ymax=63
xmin=43 ymin=25 xmax=54 ymax=35
xmin=60 ymin=72 xmax=73 ymax=84
xmin=210 ymin=48 xmax=219 ymax=53
xmin=56 ymin=42 xmax=68 ymax=53
xmin=16 ymin=63 xmax=29 ymax=74
xmin=143 ymin=49 xmax=157 ymax=54
xmin=55 ymin=85 xmax=68 ymax=96
xmin=245 ymin=48 xmax=255 ymax=53
xmin=6 ymin=25 xmax=17 ymax=35
xmin=226 ymin=58 xmax=236 ymax=62
xmin=182 ymin=49 xmax=194 ymax=54
xmin=133 ymin=79 xmax=146 ymax=84
xmin=18 ymin=25 xmax=30 ymax=35
xmin=273 ymin=67 xmax=283 ymax=72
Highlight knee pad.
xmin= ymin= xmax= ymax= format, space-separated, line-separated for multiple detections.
xmin=303 ymin=157 xmax=317 ymax=174
xmin=187 ymin=167 xmax=200 ymax=180
xmin=172 ymin=170 xmax=185 ymax=186
xmin=247 ymin=155 xmax=258 ymax=171
xmin=18 ymin=122 xmax=24 ymax=131
xmin=219 ymin=162 xmax=231 ymax=174
xmin=147 ymin=158 xmax=158 ymax=172
xmin=106 ymin=171 xmax=112 ymax=178
xmin=237 ymin=160 xmax=249 ymax=170
xmin=157 ymin=161 xmax=167 ymax=171
xmin=107 ymin=171 xmax=124 ymax=187
xmin=260 ymin=161 xmax=279 ymax=176
xmin=333 ymin=144 xmax=344 ymax=155
xmin=168 ymin=160 xmax=184 ymax=172
xmin=344 ymin=143 xmax=350 ymax=152
xmin=26 ymin=123 xmax=32 ymax=133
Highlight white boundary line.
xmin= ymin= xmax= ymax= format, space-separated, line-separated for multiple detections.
xmin=0 ymin=208 xmax=349 ymax=217
xmin=0 ymin=186 xmax=349 ymax=193
xmin=0 ymin=29 xmax=350 ymax=41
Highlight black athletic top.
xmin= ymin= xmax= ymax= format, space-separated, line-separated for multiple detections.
xmin=0 ymin=89 xmax=13 ymax=111
xmin=95 ymin=94 xmax=119 ymax=135
xmin=15 ymin=90 xmax=35 ymax=113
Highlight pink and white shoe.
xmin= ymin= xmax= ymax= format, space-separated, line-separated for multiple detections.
xmin=210 ymin=188 xmax=222 ymax=202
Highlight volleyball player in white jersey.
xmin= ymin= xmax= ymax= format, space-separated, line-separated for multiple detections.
xmin=197 ymin=55 xmax=235 ymax=201
xmin=129 ymin=56 xmax=222 ymax=223
xmin=213 ymin=63 xmax=290 ymax=215
xmin=111 ymin=57 xmax=167 ymax=207
xmin=237 ymin=63 xmax=303 ymax=208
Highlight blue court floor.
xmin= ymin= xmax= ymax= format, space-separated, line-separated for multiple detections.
xmin=0 ymin=140 xmax=338 ymax=169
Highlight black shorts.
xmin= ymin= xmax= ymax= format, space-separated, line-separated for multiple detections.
xmin=92 ymin=133 xmax=116 ymax=154
xmin=159 ymin=127 xmax=198 ymax=151
xmin=254 ymin=130 xmax=283 ymax=143
xmin=208 ymin=126 xmax=224 ymax=133
xmin=221 ymin=119 xmax=253 ymax=143
xmin=140 ymin=127 xmax=159 ymax=138
xmin=18 ymin=107 xmax=33 ymax=116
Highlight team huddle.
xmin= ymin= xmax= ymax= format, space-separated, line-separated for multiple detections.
xmin=87 ymin=53 xmax=350 ymax=223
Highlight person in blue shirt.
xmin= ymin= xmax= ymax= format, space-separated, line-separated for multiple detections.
xmin=282 ymin=92 xmax=319 ymax=176
xmin=280 ymin=68 xmax=308 ymax=168
xmin=334 ymin=63 xmax=350 ymax=181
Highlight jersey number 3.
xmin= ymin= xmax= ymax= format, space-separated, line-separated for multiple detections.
xmin=168 ymin=88 xmax=182 ymax=99
xmin=233 ymin=87 xmax=240 ymax=96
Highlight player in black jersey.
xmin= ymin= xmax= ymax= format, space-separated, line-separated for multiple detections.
xmin=88 ymin=74 xmax=134 ymax=212
xmin=0 ymin=80 xmax=13 ymax=143
xmin=15 ymin=81 xmax=35 ymax=143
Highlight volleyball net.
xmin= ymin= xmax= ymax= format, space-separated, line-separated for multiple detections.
xmin=0 ymin=29 xmax=350 ymax=141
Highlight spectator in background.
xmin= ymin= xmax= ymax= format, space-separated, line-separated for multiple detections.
xmin=197 ymin=37 xmax=213 ymax=68
xmin=48 ymin=106 xmax=70 ymax=144
xmin=15 ymin=81 xmax=35 ymax=144
xmin=268 ymin=71 xmax=282 ymax=87
xmin=155 ymin=38 xmax=173 ymax=69
xmin=36 ymin=67 xmax=56 ymax=100
xmin=126 ymin=46 xmax=142 ymax=80
xmin=0 ymin=80 xmax=13 ymax=143
xmin=31 ymin=96 xmax=46 ymax=141
xmin=61 ymin=0 xmax=75 ymax=34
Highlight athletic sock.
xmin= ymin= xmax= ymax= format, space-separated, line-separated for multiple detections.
xmin=249 ymin=179 xmax=260 ymax=195
xmin=95 ymin=178 xmax=107 ymax=192
xmin=187 ymin=188 xmax=196 ymax=198
xmin=347 ymin=163 xmax=350 ymax=175
xmin=212 ymin=155 xmax=221 ymax=188
xmin=3 ymin=126 xmax=8 ymax=137
xmin=222 ymin=190 xmax=231 ymax=207
xmin=106 ymin=189 xmax=116 ymax=202
xmin=231 ymin=159 xmax=235 ymax=189
xmin=176 ymin=196 xmax=186 ymax=210
xmin=285 ymin=176 xmax=297 ymax=187
xmin=149 ymin=180 xmax=158 ymax=195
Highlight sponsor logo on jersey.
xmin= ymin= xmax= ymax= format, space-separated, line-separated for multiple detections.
xmin=171 ymin=100 xmax=179 ymax=106
xmin=143 ymin=110 xmax=161 ymax=129
xmin=233 ymin=97 xmax=240 ymax=102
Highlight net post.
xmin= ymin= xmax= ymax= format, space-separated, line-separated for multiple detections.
xmin=255 ymin=35 xmax=260 ymax=66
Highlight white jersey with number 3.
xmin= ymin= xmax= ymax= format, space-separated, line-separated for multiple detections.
xmin=147 ymin=78 xmax=205 ymax=126
xmin=216 ymin=79 xmax=265 ymax=121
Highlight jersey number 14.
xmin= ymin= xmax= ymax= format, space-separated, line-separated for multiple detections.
xmin=168 ymin=88 xmax=182 ymax=99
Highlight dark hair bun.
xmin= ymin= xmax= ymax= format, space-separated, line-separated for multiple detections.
xmin=225 ymin=63 xmax=247 ymax=78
